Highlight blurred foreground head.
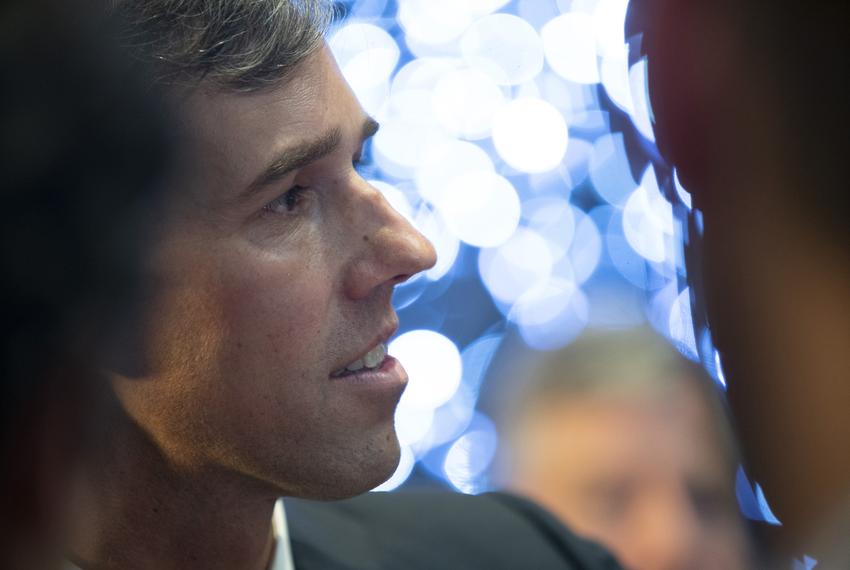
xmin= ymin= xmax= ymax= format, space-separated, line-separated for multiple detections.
xmin=0 ymin=0 xmax=172 ymax=567
xmin=501 ymin=329 xmax=750 ymax=570
xmin=631 ymin=0 xmax=849 ymax=564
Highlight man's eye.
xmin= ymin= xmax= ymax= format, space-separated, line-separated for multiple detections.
xmin=262 ymin=185 xmax=308 ymax=215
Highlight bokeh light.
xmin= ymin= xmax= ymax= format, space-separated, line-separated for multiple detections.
xmin=622 ymin=165 xmax=673 ymax=263
xmin=412 ymin=206 xmax=461 ymax=281
xmin=479 ymin=227 xmax=554 ymax=306
xmin=513 ymin=278 xmax=590 ymax=350
xmin=443 ymin=414 xmax=499 ymax=494
xmin=415 ymin=139 xmax=495 ymax=203
xmin=397 ymin=0 xmax=474 ymax=49
xmin=541 ymin=13 xmax=600 ymax=85
xmin=329 ymin=22 xmax=399 ymax=116
xmin=492 ymin=98 xmax=569 ymax=173
xmin=668 ymin=287 xmax=699 ymax=361
xmin=391 ymin=330 xmax=462 ymax=410
xmin=590 ymin=132 xmax=636 ymax=205
xmin=628 ymin=57 xmax=656 ymax=142
xmin=432 ymin=68 xmax=506 ymax=140
xmin=673 ymin=167 xmax=693 ymax=209
xmin=460 ymin=14 xmax=544 ymax=86
xmin=340 ymin=0 xmax=724 ymax=496
xmin=436 ymin=170 xmax=521 ymax=247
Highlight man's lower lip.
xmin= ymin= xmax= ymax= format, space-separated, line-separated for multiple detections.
xmin=329 ymin=356 xmax=407 ymax=388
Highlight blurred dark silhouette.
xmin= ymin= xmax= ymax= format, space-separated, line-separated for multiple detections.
xmin=630 ymin=0 xmax=849 ymax=566
xmin=0 ymin=1 xmax=173 ymax=568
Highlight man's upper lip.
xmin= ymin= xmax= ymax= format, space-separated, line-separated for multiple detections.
xmin=333 ymin=318 xmax=398 ymax=372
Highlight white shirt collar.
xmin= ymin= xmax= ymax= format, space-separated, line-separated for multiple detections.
xmin=272 ymin=498 xmax=296 ymax=570
xmin=65 ymin=498 xmax=295 ymax=570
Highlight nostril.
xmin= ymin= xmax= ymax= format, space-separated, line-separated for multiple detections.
xmin=390 ymin=273 xmax=411 ymax=286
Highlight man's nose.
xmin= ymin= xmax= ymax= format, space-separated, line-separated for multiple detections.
xmin=634 ymin=499 xmax=702 ymax=570
xmin=343 ymin=180 xmax=437 ymax=300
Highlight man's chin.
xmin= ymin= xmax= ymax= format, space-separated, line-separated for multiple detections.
xmin=283 ymin=433 xmax=402 ymax=501
xmin=331 ymin=445 xmax=401 ymax=500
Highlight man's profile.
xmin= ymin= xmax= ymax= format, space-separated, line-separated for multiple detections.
xmin=66 ymin=3 xmax=628 ymax=570
xmin=72 ymin=1 xmax=437 ymax=569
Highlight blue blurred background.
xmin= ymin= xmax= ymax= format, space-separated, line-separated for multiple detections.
xmin=328 ymin=0 xmax=711 ymax=495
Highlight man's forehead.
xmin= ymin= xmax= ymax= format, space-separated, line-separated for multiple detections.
xmin=184 ymin=49 xmax=332 ymax=148
xmin=177 ymin=46 xmax=359 ymax=194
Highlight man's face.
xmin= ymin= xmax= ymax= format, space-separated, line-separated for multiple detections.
xmin=510 ymin=382 xmax=750 ymax=570
xmin=113 ymin=45 xmax=436 ymax=499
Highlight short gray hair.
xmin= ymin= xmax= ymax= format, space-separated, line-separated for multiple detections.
xmin=108 ymin=0 xmax=334 ymax=92
xmin=499 ymin=328 xmax=739 ymax=470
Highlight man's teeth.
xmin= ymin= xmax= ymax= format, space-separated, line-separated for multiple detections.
xmin=334 ymin=343 xmax=387 ymax=376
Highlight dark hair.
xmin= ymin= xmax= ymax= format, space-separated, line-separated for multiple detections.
xmin=738 ymin=2 xmax=848 ymax=239
xmin=108 ymin=0 xmax=334 ymax=92
xmin=0 ymin=0 xmax=173 ymax=453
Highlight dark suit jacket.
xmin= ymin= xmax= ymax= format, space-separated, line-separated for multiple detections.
xmin=286 ymin=491 xmax=623 ymax=569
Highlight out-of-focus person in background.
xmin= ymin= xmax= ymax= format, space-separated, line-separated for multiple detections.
xmin=632 ymin=0 xmax=849 ymax=566
xmin=0 ymin=1 xmax=172 ymax=568
xmin=497 ymin=329 xmax=751 ymax=570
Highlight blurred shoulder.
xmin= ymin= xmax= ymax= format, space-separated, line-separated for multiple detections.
xmin=285 ymin=490 xmax=621 ymax=570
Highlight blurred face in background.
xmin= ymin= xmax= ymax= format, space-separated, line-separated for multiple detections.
xmin=111 ymin=44 xmax=436 ymax=499
xmin=508 ymin=378 xmax=749 ymax=570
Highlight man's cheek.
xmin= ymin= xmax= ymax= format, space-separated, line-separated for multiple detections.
xmin=220 ymin=271 xmax=333 ymax=365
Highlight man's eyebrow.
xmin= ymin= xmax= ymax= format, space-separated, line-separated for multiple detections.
xmin=242 ymin=117 xmax=380 ymax=200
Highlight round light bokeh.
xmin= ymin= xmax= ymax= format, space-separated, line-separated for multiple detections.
xmin=492 ymin=98 xmax=569 ymax=173
xmin=512 ymin=277 xmax=590 ymax=351
xmin=337 ymin=0 xmax=705 ymax=495
xmin=391 ymin=329 xmax=462 ymax=410
xmin=541 ymin=13 xmax=600 ymax=85
xmin=330 ymin=22 xmax=400 ymax=89
xmin=568 ymin=207 xmax=603 ymax=284
xmin=478 ymin=227 xmax=554 ymax=305
xmin=629 ymin=57 xmax=656 ymax=142
xmin=443 ymin=415 xmax=499 ymax=494
xmin=432 ymin=68 xmax=506 ymax=140
xmin=412 ymin=206 xmax=461 ymax=281
xmin=668 ymin=286 xmax=699 ymax=360
xmin=590 ymin=132 xmax=636 ymax=206
xmin=593 ymin=0 xmax=631 ymax=58
xmin=460 ymin=13 xmax=544 ymax=86
xmin=329 ymin=22 xmax=399 ymax=115
xmin=397 ymin=0 xmax=475 ymax=48
xmin=623 ymin=165 xmax=674 ymax=263
xmin=415 ymin=139 xmax=495 ymax=204
xmin=436 ymin=170 xmax=521 ymax=248
xmin=372 ymin=117 xmax=450 ymax=179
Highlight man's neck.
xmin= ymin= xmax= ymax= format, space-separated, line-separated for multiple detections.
xmin=70 ymin=405 xmax=278 ymax=570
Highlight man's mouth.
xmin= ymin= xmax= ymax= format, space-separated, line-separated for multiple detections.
xmin=331 ymin=342 xmax=388 ymax=378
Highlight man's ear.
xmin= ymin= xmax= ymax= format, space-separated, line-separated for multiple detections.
xmin=644 ymin=0 xmax=735 ymax=197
